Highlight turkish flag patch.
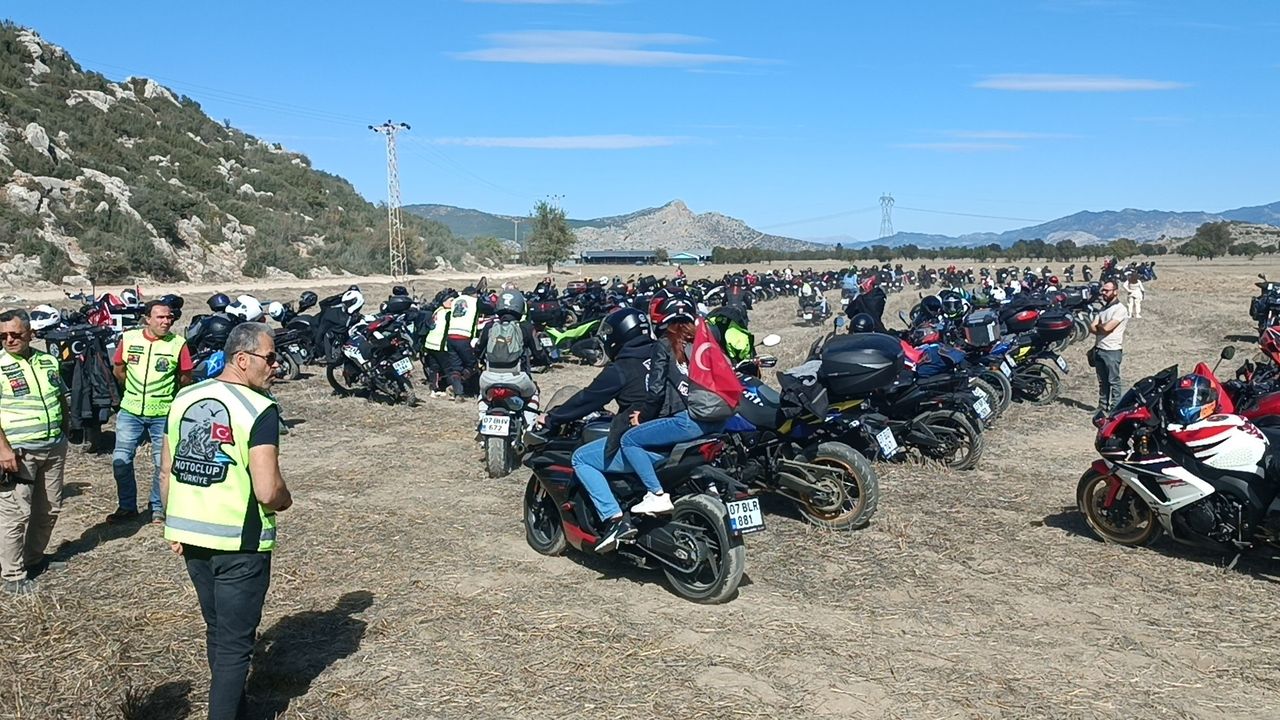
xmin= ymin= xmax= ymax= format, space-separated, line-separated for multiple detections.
xmin=210 ymin=423 xmax=235 ymax=444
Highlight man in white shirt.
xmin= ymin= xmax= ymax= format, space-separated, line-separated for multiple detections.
xmin=1091 ymin=281 xmax=1129 ymax=419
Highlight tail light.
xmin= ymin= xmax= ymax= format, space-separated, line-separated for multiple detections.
xmin=487 ymin=387 xmax=516 ymax=402
xmin=699 ymin=440 xmax=725 ymax=463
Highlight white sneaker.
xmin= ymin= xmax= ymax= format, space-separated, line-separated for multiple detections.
xmin=631 ymin=491 xmax=674 ymax=515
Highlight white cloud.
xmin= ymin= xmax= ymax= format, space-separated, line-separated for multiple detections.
xmin=429 ymin=134 xmax=685 ymax=149
xmin=454 ymin=30 xmax=760 ymax=67
xmin=946 ymin=130 xmax=1081 ymax=140
xmin=975 ymin=74 xmax=1187 ymax=91
xmin=893 ymin=142 xmax=1021 ymax=152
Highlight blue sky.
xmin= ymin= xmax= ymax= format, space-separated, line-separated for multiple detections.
xmin=7 ymin=0 xmax=1279 ymax=241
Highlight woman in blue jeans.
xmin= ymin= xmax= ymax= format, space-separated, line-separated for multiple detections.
xmin=620 ymin=296 xmax=726 ymax=516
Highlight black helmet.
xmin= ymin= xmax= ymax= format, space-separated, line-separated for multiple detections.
xmin=1166 ymin=374 xmax=1218 ymax=425
xmin=939 ymin=290 xmax=965 ymax=318
xmin=597 ymin=307 xmax=651 ymax=360
xmin=657 ymin=295 xmax=696 ymax=328
xmin=849 ymin=312 xmax=876 ymax=333
xmin=920 ymin=295 xmax=943 ymax=317
xmin=158 ymin=293 xmax=184 ymax=310
xmin=298 ymin=291 xmax=318 ymax=311
xmin=494 ymin=289 xmax=526 ymax=319
xmin=392 ymin=285 xmax=409 ymax=297
xmin=202 ymin=314 xmax=234 ymax=350
xmin=207 ymin=292 xmax=231 ymax=312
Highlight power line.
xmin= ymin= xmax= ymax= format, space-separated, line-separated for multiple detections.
xmin=895 ymin=206 xmax=1046 ymax=223
xmin=370 ymin=121 xmax=410 ymax=278
xmin=757 ymin=204 xmax=881 ymax=230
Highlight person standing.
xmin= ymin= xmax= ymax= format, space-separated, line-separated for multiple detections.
xmin=1124 ymin=271 xmax=1145 ymax=319
xmin=1091 ymin=281 xmax=1130 ymax=419
xmin=161 ymin=322 xmax=291 ymax=720
xmin=108 ymin=300 xmax=194 ymax=524
xmin=0 ymin=309 xmax=68 ymax=595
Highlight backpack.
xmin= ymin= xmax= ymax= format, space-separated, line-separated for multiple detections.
xmin=486 ymin=320 xmax=525 ymax=369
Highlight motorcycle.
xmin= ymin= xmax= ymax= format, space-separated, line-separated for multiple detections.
xmin=1250 ymin=274 xmax=1280 ymax=334
xmin=521 ymin=390 xmax=753 ymax=604
xmin=478 ymin=380 xmax=540 ymax=478
xmin=327 ymin=315 xmax=419 ymax=405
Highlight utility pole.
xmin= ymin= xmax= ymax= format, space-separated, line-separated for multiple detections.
xmin=513 ymin=218 xmax=523 ymax=250
xmin=370 ymin=120 xmax=410 ymax=278
xmin=879 ymin=192 xmax=895 ymax=239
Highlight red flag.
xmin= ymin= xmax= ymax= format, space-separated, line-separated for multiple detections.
xmin=210 ymin=423 xmax=235 ymax=444
xmin=690 ymin=318 xmax=744 ymax=409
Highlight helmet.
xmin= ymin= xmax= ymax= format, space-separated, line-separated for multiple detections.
xmin=597 ymin=308 xmax=652 ymax=360
xmin=201 ymin=315 xmax=234 ymax=350
xmin=266 ymin=301 xmax=286 ymax=321
xmin=939 ymin=290 xmax=965 ymax=319
xmin=1261 ymin=326 xmax=1280 ymax=365
xmin=120 ymin=289 xmax=140 ymax=307
xmin=1049 ymin=276 xmax=1060 ymax=287
xmin=158 ymin=293 xmax=184 ymax=311
xmin=207 ymin=293 xmax=231 ymax=312
xmin=391 ymin=285 xmax=409 ymax=297
xmin=990 ymin=287 xmax=1007 ymax=303
xmin=1166 ymin=374 xmax=1218 ymax=425
xmin=656 ymin=295 xmax=696 ymax=327
xmin=298 ymin=291 xmax=318 ymax=311
xmin=849 ymin=313 xmax=876 ymax=334
xmin=920 ymin=295 xmax=943 ymax=318
xmin=340 ymin=288 xmax=365 ymax=315
xmin=29 ymin=304 xmax=60 ymax=331
xmin=495 ymin=289 xmax=526 ymax=319
xmin=227 ymin=295 xmax=264 ymax=322
xmin=598 ymin=276 xmax=610 ymax=285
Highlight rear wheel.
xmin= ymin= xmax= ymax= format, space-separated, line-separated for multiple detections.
xmin=326 ymin=361 xmax=361 ymax=397
xmin=523 ymin=476 xmax=567 ymax=555
xmin=1016 ymin=362 xmax=1061 ymax=405
xmin=797 ymin=442 xmax=881 ymax=530
xmin=1076 ymin=468 xmax=1161 ymax=546
xmin=916 ymin=410 xmax=984 ymax=471
xmin=662 ymin=495 xmax=745 ymax=604
xmin=486 ymin=437 xmax=516 ymax=478
xmin=276 ymin=350 xmax=302 ymax=381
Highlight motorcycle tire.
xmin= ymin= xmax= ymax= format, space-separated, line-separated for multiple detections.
xmin=1016 ymin=362 xmax=1061 ymax=406
xmin=978 ymin=369 xmax=1013 ymax=417
xmin=970 ymin=377 xmax=1003 ymax=428
xmin=1076 ymin=467 xmax=1161 ymax=546
xmin=1070 ymin=317 xmax=1090 ymax=345
xmin=276 ymin=350 xmax=302 ymax=381
xmin=326 ymin=361 xmax=362 ymax=397
xmin=485 ymin=436 xmax=516 ymax=478
xmin=523 ymin=475 xmax=567 ymax=556
xmin=915 ymin=410 xmax=984 ymax=471
xmin=662 ymin=494 xmax=745 ymax=604
xmin=797 ymin=442 xmax=881 ymax=531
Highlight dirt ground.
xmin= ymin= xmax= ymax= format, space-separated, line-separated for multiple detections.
xmin=3 ymin=256 xmax=1280 ymax=719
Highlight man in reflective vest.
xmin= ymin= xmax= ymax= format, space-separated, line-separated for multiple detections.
xmin=108 ymin=299 xmax=194 ymax=524
xmin=160 ymin=321 xmax=291 ymax=720
xmin=444 ymin=288 xmax=490 ymax=401
xmin=421 ymin=300 xmax=452 ymax=397
xmin=0 ymin=309 xmax=68 ymax=595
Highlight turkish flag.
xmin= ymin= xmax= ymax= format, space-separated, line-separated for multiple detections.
xmin=690 ymin=318 xmax=744 ymax=409
xmin=210 ymin=423 xmax=235 ymax=444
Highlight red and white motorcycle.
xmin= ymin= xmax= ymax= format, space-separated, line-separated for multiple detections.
xmin=1077 ymin=359 xmax=1280 ymax=554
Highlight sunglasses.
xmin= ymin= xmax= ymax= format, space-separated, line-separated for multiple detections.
xmin=242 ymin=351 xmax=280 ymax=365
xmin=0 ymin=332 xmax=28 ymax=341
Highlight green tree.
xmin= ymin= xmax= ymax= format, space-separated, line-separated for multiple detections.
xmin=1109 ymin=237 xmax=1139 ymax=259
xmin=1229 ymin=241 xmax=1265 ymax=260
xmin=1180 ymin=221 xmax=1233 ymax=259
xmin=526 ymin=200 xmax=575 ymax=273
xmin=654 ymin=247 xmax=669 ymax=263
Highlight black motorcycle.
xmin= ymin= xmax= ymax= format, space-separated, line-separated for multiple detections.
xmin=327 ymin=315 xmax=418 ymax=405
xmin=1250 ymin=273 xmax=1280 ymax=333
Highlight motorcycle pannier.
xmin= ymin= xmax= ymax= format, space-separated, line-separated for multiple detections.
xmin=1035 ymin=310 xmax=1074 ymax=343
xmin=818 ymin=333 xmax=904 ymax=398
xmin=962 ymin=310 xmax=999 ymax=347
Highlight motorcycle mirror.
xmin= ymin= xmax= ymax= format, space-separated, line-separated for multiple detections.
xmin=1259 ymin=274 xmax=1266 ymax=280
xmin=760 ymin=333 xmax=782 ymax=347
xmin=1221 ymin=346 xmax=1236 ymax=360
xmin=758 ymin=355 xmax=778 ymax=368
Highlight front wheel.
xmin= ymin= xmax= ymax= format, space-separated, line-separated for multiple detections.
xmin=327 ymin=361 xmax=362 ymax=397
xmin=1016 ymin=362 xmax=1062 ymax=405
xmin=276 ymin=350 xmax=302 ymax=381
xmin=523 ymin=476 xmax=567 ymax=555
xmin=662 ymin=494 xmax=745 ymax=604
xmin=485 ymin=436 xmax=516 ymax=478
xmin=797 ymin=442 xmax=881 ymax=531
xmin=915 ymin=410 xmax=984 ymax=471
xmin=1076 ymin=468 xmax=1161 ymax=546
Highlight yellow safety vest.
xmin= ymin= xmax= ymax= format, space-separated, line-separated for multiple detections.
xmin=423 ymin=305 xmax=450 ymax=352
xmin=163 ymin=379 xmax=278 ymax=552
xmin=119 ymin=329 xmax=187 ymax=417
xmin=0 ymin=349 xmax=64 ymax=447
xmin=447 ymin=295 xmax=480 ymax=340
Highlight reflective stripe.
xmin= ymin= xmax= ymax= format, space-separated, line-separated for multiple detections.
xmin=166 ymin=515 xmax=276 ymax=541
xmin=220 ymin=383 xmax=262 ymax=418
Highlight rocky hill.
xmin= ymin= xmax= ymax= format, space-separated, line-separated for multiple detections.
xmin=0 ymin=24 xmax=495 ymax=289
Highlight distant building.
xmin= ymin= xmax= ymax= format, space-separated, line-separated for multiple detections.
xmin=579 ymin=250 xmax=658 ymax=265
xmin=669 ymin=248 xmax=712 ymax=264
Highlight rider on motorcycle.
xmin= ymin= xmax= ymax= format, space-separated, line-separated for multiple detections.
xmin=476 ymin=289 xmax=545 ymax=400
xmin=706 ymin=305 xmax=753 ymax=364
xmin=537 ymin=308 xmax=655 ymax=551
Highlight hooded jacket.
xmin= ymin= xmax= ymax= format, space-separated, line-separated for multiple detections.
xmin=545 ymin=335 xmax=653 ymax=459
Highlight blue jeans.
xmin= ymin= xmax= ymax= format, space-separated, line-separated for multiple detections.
xmin=619 ymin=411 xmax=723 ymax=494
xmin=572 ymin=438 xmax=632 ymax=521
xmin=113 ymin=410 xmax=167 ymax=513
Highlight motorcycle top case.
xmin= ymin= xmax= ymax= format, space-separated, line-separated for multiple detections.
xmin=818 ymin=332 xmax=905 ymax=398
xmin=1002 ymin=308 xmax=1040 ymax=334
xmin=962 ymin=309 xmax=1000 ymax=347
xmin=529 ymin=300 xmax=564 ymax=326
xmin=383 ymin=295 xmax=414 ymax=315
xmin=1034 ymin=310 xmax=1074 ymax=342
xmin=1059 ymin=286 xmax=1091 ymax=308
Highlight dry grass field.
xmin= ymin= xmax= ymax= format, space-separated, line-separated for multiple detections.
xmin=2 ymin=256 xmax=1279 ymax=719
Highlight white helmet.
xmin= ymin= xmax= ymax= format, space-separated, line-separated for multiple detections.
xmin=989 ymin=287 xmax=1007 ymax=303
xmin=227 ymin=294 xmax=264 ymax=322
xmin=266 ymin=301 xmax=286 ymax=321
xmin=598 ymin=275 xmax=609 ymax=285
xmin=340 ymin=288 xmax=365 ymax=315
xmin=120 ymin=289 xmax=140 ymax=307
xmin=29 ymin=304 xmax=61 ymax=331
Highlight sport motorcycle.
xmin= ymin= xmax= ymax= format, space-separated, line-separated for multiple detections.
xmin=327 ymin=315 xmax=418 ymax=405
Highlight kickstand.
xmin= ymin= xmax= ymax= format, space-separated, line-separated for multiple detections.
xmin=1225 ymin=553 xmax=1241 ymax=572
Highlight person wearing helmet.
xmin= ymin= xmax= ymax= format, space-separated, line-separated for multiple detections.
xmin=1090 ymin=280 xmax=1129 ymax=420
xmin=706 ymin=305 xmax=753 ymax=364
xmin=538 ymin=308 xmax=656 ymax=551
xmin=107 ymin=299 xmax=195 ymax=524
xmin=476 ymin=290 xmax=544 ymax=400
xmin=724 ymin=275 xmax=753 ymax=311
xmin=419 ymin=295 xmax=454 ymax=397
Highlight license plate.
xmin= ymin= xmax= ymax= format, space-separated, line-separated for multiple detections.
xmin=999 ymin=358 xmax=1014 ymax=377
xmin=726 ymin=497 xmax=766 ymax=535
xmin=972 ymin=395 xmax=992 ymax=420
xmin=392 ymin=357 xmax=412 ymax=375
xmin=1053 ymin=355 xmax=1068 ymax=373
xmin=479 ymin=415 xmax=510 ymax=436
xmin=539 ymin=336 xmax=553 ymax=347
xmin=875 ymin=426 xmax=900 ymax=458
xmin=803 ymin=313 xmax=813 ymax=320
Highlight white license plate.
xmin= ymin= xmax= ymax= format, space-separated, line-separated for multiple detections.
xmin=875 ymin=426 xmax=900 ymax=458
xmin=479 ymin=415 xmax=511 ymax=436
xmin=803 ymin=313 xmax=813 ymax=320
xmin=972 ymin=395 xmax=992 ymax=420
xmin=392 ymin=357 xmax=412 ymax=375
xmin=726 ymin=497 xmax=765 ymax=535
xmin=999 ymin=358 xmax=1014 ymax=377
xmin=539 ymin=336 xmax=553 ymax=347
xmin=1054 ymin=355 xmax=1069 ymax=373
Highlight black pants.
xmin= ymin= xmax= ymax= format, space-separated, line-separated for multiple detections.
xmin=423 ymin=349 xmax=451 ymax=391
xmin=184 ymin=547 xmax=272 ymax=720
xmin=446 ymin=338 xmax=477 ymax=395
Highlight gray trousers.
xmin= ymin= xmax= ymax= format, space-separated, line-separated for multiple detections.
xmin=1094 ymin=348 xmax=1123 ymax=413
xmin=0 ymin=442 xmax=67 ymax=582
